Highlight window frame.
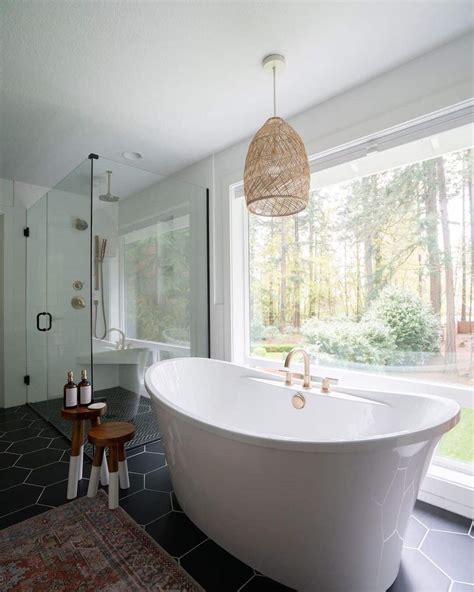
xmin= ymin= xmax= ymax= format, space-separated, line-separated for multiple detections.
xmin=229 ymin=101 xmax=474 ymax=518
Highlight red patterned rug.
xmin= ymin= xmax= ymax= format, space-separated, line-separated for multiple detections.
xmin=0 ymin=491 xmax=203 ymax=591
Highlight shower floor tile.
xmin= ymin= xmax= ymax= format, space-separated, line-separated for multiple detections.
xmin=0 ymin=404 xmax=473 ymax=592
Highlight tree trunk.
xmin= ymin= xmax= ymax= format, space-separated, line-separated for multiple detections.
xmin=436 ymin=157 xmax=456 ymax=364
xmin=364 ymin=237 xmax=374 ymax=303
xmin=293 ymin=217 xmax=301 ymax=330
xmin=308 ymin=207 xmax=316 ymax=317
xmin=268 ymin=219 xmax=275 ymax=326
xmin=461 ymin=174 xmax=467 ymax=321
xmin=279 ymin=219 xmax=286 ymax=332
xmin=422 ymin=160 xmax=442 ymax=316
xmin=468 ymin=150 xmax=474 ymax=329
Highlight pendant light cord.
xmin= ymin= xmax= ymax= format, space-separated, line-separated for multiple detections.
xmin=273 ymin=65 xmax=276 ymax=117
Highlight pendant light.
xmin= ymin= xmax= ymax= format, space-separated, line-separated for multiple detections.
xmin=244 ymin=54 xmax=310 ymax=217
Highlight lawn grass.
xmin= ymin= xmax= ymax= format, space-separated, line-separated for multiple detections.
xmin=438 ymin=407 xmax=474 ymax=464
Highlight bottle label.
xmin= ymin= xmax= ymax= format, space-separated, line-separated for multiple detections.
xmin=80 ymin=385 xmax=92 ymax=405
xmin=65 ymin=387 xmax=77 ymax=407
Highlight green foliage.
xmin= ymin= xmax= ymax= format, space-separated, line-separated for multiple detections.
xmin=250 ymin=320 xmax=265 ymax=341
xmin=301 ymin=287 xmax=441 ymax=366
xmin=302 ymin=318 xmax=396 ymax=365
xmin=262 ymin=326 xmax=281 ymax=341
xmin=264 ymin=344 xmax=297 ymax=353
xmin=438 ymin=408 xmax=474 ymax=463
xmin=252 ymin=346 xmax=267 ymax=358
xmin=365 ymin=286 xmax=440 ymax=353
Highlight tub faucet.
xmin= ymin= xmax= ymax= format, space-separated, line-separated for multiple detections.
xmin=104 ymin=328 xmax=126 ymax=350
xmin=283 ymin=348 xmax=312 ymax=389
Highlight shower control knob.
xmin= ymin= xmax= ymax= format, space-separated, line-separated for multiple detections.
xmin=72 ymin=280 xmax=84 ymax=290
xmin=71 ymin=296 xmax=86 ymax=310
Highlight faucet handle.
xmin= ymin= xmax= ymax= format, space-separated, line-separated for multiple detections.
xmin=321 ymin=377 xmax=338 ymax=393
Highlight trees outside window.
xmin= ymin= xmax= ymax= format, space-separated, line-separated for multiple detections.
xmin=248 ymin=141 xmax=473 ymax=465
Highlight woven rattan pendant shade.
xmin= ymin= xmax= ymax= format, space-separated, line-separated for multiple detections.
xmin=244 ymin=116 xmax=310 ymax=216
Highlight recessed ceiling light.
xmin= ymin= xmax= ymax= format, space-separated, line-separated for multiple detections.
xmin=122 ymin=151 xmax=143 ymax=161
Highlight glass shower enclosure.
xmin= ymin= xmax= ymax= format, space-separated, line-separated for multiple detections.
xmin=26 ymin=155 xmax=209 ymax=448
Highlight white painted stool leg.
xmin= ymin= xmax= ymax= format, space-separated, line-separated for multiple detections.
xmin=87 ymin=465 xmax=101 ymax=498
xmin=108 ymin=472 xmax=119 ymax=509
xmin=118 ymin=459 xmax=130 ymax=489
xmin=78 ymin=444 xmax=84 ymax=480
xmin=100 ymin=457 xmax=109 ymax=485
xmin=67 ymin=455 xmax=80 ymax=500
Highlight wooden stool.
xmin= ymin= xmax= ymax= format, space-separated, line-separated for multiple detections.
xmin=61 ymin=404 xmax=108 ymax=500
xmin=87 ymin=422 xmax=136 ymax=509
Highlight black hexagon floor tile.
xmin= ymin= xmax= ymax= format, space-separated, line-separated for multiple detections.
xmin=8 ymin=437 xmax=52 ymax=454
xmin=0 ymin=441 xmax=10 ymax=452
xmin=421 ymin=530 xmax=474 ymax=583
xmin=0 ymin=466 xmax=31 ymax=490
xmin=126 ymin=446 xmax=145 ymax=457
xmin=171 ymin=492 xmax=183 ymax=512
xmin=146 ymin=441 xmax=165 ymax=454
xmin=413 ymin=500 xmax=471 ymax=534
xmin=3 ymin=427 xmax=42 ymax=442
xmin=0 ymin=483 xmax=42 ymax=516
xmin=145 ymin=466 xmax=173 ymax=492
xmin=0 ymin=452 xmax=20 ymax=469
xmin=126 ymin=452 xmax=166 ymax=473
xmin=38 ymin=479 xmax=90 ymax=507
xmin=48 ymin=436 xmax=71 ymax=450
xmin=181 ymin=539 xmax=254 ymax=592
xmin=388 ymin=548 xmax=451 ymax=592
xmin=146 ymin=511 xmax=207 ymax=557
xmin=39 ymin=426 xmax=62 ymax=439
xmin=0 ymin=419 xmax=32 ymax=432
xmin=16 ymin=448 xmax=63 ymax=469
xmin=0 ymin=503 xmax=51 ymax=529
xmin=102 ymin=471 xmax=144 ymax=500
xmin=241 ymin=575 xmax=294 ymax=591
xmin=120 ymin=489 xmax=171 ymax=525
xmin=403 ymin=516 xmax=427 ymax=548
xmin=26 ymin=461 xmax=69 ymax=486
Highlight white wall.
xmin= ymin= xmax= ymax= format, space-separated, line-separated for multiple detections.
xmin=0 ymin=181 xmax=28 ymax=407
xmin=168 ymin=32 xmax=474 ymax=362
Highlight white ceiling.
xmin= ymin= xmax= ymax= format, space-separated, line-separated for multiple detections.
xmin=1 ymin=1 xmax=473 ymax=189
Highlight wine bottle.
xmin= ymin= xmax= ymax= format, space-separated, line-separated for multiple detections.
xmin=78 ymin=369 xmax=92 ymax=406
xmin=63 ymin=371 xmax=78 ymax=409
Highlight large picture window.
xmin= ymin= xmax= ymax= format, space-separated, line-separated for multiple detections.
xmin=231 ymin=114 xmax=473 ymax=512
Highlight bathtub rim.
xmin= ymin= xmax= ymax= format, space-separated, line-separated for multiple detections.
xmin=145 ymin=357 xmax=461 ymax=454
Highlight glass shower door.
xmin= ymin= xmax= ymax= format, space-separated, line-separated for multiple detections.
xmin=27 ymin=159 xmax=93 ymax=419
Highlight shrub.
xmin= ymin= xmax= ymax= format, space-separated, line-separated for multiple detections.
xmin=365 ymin=286 xmax=440 ymax=353
xmin=301 ymin=319 xmax=396 ymax=365
xmin=250 ymin=320 xmax=265 ymax=341
xmin=262 ymin=326 xmax=281 ymax=341
xmin=264 ymin=344 xmax=297 ymax=353
xmin=252 ymin=346 xmax=267 ymax=358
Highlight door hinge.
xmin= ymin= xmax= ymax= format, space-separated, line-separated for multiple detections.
xmin=23 ymin=227 xmax=30 ymax=237
xmin=24 ymin=375 xmax=30 ymax=385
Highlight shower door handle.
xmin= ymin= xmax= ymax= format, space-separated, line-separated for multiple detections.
xmin=36 ymin=312 xmax=52 ymax=332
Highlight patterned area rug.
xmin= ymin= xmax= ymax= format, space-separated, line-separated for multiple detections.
xmin=0 ymin=491 xmax=203 ymax=591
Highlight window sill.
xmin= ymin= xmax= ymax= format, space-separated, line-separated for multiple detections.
xmin=420 ymin=465 xmax=474 ymax=519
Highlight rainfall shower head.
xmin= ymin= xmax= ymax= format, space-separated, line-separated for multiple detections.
xmin=99 ymin=170 xmax=119 ymax=202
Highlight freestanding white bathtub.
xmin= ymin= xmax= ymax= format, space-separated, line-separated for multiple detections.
xmin=145 ymin=358 xmax=460 ymax=592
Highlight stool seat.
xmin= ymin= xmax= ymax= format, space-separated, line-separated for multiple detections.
xmin=62 ymin=404 xmax=106 ymax=422
xmin=88 ymin=422 xmax=135 ymax=446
